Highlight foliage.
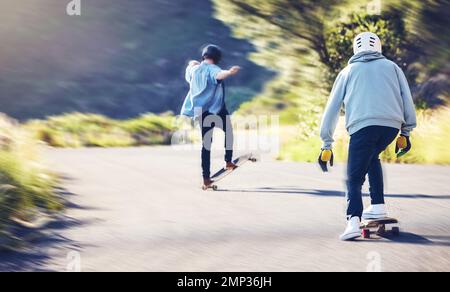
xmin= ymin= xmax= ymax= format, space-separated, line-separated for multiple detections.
xmin=213 ymin=0 xmax=449 ymax=164
xmin=0 ymin=115 xmax=61 ymax=231
xmin=211 ymin=1 xmax=352 ymax=140
xmin=26 ymin=113 xmax=176 ymax=148
xmin=325 ymin=11 xmax=408 ymax=87
xmin=214 ymin=0 xmax=449 ymax=115
xmin=280 ymin=108 xmax=450 ymax=165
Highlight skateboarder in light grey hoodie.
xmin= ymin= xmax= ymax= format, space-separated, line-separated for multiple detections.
xmin=318 ymin=32 xmax=417 ymax=241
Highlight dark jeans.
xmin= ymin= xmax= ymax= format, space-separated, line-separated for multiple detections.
xmin=346 ymin=126 xmax=399 ymax=219
xmin=201 ymin=110 xmax=234 ymax=179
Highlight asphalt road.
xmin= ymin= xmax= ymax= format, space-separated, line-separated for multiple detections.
xmin=1 ymin=147 xmax=449 ymax=272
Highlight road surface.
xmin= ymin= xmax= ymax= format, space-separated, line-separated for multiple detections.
xmin=1 ymin=147 xmax=449 ymax=271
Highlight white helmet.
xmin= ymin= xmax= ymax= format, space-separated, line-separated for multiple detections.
xmin=353 ymin=32 xmax=382 ymax=55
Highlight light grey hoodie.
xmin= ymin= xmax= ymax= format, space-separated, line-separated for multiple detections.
xmin=320 ymin=51 xmax=417 ymax=149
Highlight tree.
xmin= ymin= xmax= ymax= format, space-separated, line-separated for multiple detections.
xmin=401 ymin=0 xmax=450 ymax=107
xmin=213 ymin=0 xmax=449 ymax=119
xmin=213 ymin=0 xmax=351 ymax=127
xmin=325 ymin=11 xmax=408 ymax=87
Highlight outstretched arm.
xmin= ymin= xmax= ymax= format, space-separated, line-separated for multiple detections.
xmin=216 ymin=66 xmax=241 ymax=80
xmin=320 ymin=71 xmax=347 ymax=149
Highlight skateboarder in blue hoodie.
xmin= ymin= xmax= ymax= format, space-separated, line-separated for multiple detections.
xmin=319 ymin=32 xmax=417 ymax=241
xmin=181 ymin=45 xmax=241 ymax=189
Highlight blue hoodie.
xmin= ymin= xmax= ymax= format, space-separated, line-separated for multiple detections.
xmin=320 ymin=51 xmax=417 ymax=149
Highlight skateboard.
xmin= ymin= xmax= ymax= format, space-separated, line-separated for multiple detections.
xmin=360 ymin=217 xmax=400 ymax=239
xmin=202 ymin=153 xmax=258 ymax=191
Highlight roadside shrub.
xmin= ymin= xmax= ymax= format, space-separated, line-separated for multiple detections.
xmin=0 ymin=115 xmax=60 ymax=230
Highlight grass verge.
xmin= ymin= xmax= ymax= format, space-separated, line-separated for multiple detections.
xmin=26 ymin=112 xmax=176 ymax=148
xmin=0 ymin=114 xmax=61 ymax=238
xmin=280 ymin=108 xmax=450 ymax=165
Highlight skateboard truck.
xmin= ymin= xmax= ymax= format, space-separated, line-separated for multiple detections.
xmin=202 ymin=184 xmax=218 ymax=191
xmin=361 ymin=218 xmax=400 ymax=239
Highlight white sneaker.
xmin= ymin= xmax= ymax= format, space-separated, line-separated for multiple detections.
xmin=362 ymin=204 xmax=387 ymax=220
xmin=340 ymin=217 xmax=361 ymax=241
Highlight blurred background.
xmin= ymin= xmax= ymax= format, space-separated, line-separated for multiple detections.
xmin=0 ymin=0 xmax=273 ymax=119
xmin=0 ymin=0 xmax=447 ymax=157
xmin=0 ymin=0 xmax=449 ymax=268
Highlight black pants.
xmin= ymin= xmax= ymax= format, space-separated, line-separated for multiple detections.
xmin=201 ymin=110 xmax=234 ymax=179
xmin=346 ymin=126 xmax=399 ymax=219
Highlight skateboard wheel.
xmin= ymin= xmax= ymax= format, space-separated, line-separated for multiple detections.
xmin=202 ymin=185 xmax=214 ymax=191
xmin=362 ymin=229 xmax=371 ymax=239
xmin=212 ymin=185 xmax=218 ymax=191
xmin=392 ymin=227 xmax=400 ymax=236
xmin=250 ymin=158 xmax=258 ymax=163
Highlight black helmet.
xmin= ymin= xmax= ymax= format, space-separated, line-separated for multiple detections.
xmin=202 ymin=44 xmax=222 ymax=64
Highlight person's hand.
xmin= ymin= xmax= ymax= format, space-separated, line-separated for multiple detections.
xmin=395 ymin=135 xmax=412 ymax=158
xmin=229 ymin=66 xmax=241 ymax=75
xmin=318 ymin=149 xmax=334 ymax=172
xmin=189 ymin=60 xmax=200 ymax=67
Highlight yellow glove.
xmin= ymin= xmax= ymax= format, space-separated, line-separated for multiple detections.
xmin=395 ymin=135 xmax=411 ymax=158
xmin=318 ymin=149 xmax=334 ymax=172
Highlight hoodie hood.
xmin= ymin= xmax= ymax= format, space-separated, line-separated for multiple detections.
xmin=349 ymin=51 xmax=385 ymax=64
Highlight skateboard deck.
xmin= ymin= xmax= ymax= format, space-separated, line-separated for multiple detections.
xmin=203 ymin=153 xmax=258 ymax=191
xmin=360 ymin=217 xmax=400 ymax=238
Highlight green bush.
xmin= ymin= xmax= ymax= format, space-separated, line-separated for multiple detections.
xmin=26 ymin=112 xmax=176 ymax=148
xmin=0 ymin=115 xmax=61 ymax=231
xmin=121 ymin=113 xmax=175 ymax=145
